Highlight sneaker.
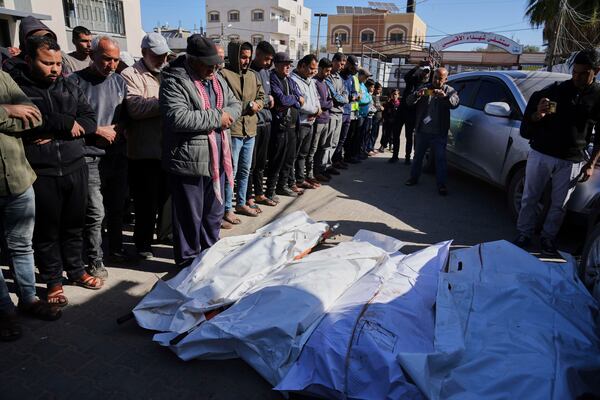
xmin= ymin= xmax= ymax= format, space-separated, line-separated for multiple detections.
xmin=540 ymin=238 xmax=561 ymax=258
xmin=86 ymin=259 xmax=108 ymax=279
xmin=315 ymin=173 xmax=331 ymax=182
xmin=276 ymin=187 xmax=298 ymax=197
xmin=388 ymin=157 xmax=399 ymax=164
xmin=327 ymin=168 xmax=340 ymax=175
xmin=405 ymin=178 xmax=418 ymax=186
xmin=512 ymin=234 xmax=531 ymax=249
xmin=138 ymin=251 xmax=154 ymax=260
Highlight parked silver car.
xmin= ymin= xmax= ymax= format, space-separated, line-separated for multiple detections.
xmin=445 ymin=70 xmax=600 ymax=220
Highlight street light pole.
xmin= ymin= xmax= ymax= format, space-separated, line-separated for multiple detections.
xmin=314 ymin=13 xmax=327 ymax=57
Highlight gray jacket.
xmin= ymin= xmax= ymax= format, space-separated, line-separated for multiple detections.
xmin=327 ymin=71 xmax=349 ymax=114
xmin=159 ymin=55 xmax=242 ymax=177
xmin=290 ymin=70 xmax=320 ymax=126
xmin=408 ymin=83 xmax=459 ymax=136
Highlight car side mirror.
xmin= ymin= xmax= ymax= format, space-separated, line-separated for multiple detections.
xmin=484 ymin=102 xmax=511 ymax=118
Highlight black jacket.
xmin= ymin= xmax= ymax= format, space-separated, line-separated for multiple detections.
xmin=521 ymin=79 xmax=600 ymax=162
xmin=11 ymin=70 xmax=97 ymax=176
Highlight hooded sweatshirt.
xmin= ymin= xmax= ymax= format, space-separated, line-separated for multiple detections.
xmin=4 ymin=17 xmax=59 ymax=75
xmin=220 ymin=41 xmax=265 ymax=138
xmin=290 ymin=69 xmax=320 ymax=126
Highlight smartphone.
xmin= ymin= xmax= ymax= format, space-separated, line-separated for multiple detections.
xmin=548 ymin=101 xmax=557 ymax=114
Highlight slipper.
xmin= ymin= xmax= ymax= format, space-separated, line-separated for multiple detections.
xmin=255 ymin=197 xmax=278 ymax=207
xmin=18 ymin=300 xmax=62 ymax=321
xmin=223 ymin=211 xmax=242 ymax=225
xmin=235 ymin=206 xmax=259 ymax=217
xmin=221 ymin=220 xmax=233 ymax=229
xmin=47 ymin=285 xmax=69 ymax=307
xmin=71 ymin=273 xmax=104 ymax=290
xmin=248 ymin=204 xmax=263 ymax=213
xmin=0 ymin=312 xmax=21 ymax=342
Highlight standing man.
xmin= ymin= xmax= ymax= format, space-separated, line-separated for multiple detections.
xmin=70 ymin=36 xmax=127 ymax=277
xmin=0 ymin=71 xmax=61 ymax=341
xmin=264 ymin=52 xmax=302 ymax=200
xmin=391 ymin=62 xmax=431 ymax=164
xmin=290 ymin=54 xmax=320 ymax=191
xmin=514 ymin=49 xmax=600 ymax=256
xmin=160 ymin=35 xmax=241 ymax=268
xmin=249 ymin=41 xmax=276 ymax=208
xmin=309 ymin=57 xmax=333 ymax=184
xmin=404 ymin=67 xmax=459 ymax=195
xmin=337 ymin=55 xmax=360 ymax=164
xmin=121 ymin=33 xmax=170 ymax=259
xmin=62 ymin=26 xmax=93 ymax=76
xmin=327 ymin=53 xmax=349 ymax=173
xmin=221 ymin=41 xmax=265 ymax=224
xmin=13 ymin=36 xmax=102 ymax=306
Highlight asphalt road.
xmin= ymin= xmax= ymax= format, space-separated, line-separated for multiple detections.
xmin=0 ymin=142 xmax=583 ymax=399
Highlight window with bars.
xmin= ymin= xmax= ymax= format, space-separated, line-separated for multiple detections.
xmin=208 ymin=12 xmax=220 ymax=22
xmin=252 ymin=35 xmax=263 ymax=45
xmin=360 ymin=30 xmax=374 ymax=43
xmin=228 ymin=11 xmax=239 ymax=22
xmin=389 ymin=32 xmax=404 ymax=43
xmin=251 ymin=9 xmax=264 ymax=21
xmin=63 ymin=0 xmax=126 ymax=35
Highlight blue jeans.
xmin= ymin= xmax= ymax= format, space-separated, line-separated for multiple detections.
xmin=410 ymin=133 xmax=448 ymax=187
xmin=225 ymin=136 xmax=255 ymax=211
xmin=367 ymin=117 xmax=381 ymax=152
xmin=0 ymin=186 xmax=37 ymax=313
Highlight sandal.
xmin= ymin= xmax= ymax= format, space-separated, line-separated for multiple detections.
xmin=255 ymin=196 xmax=278 ymax=206
xmin=18 ymin=300 xmax=62 ymax=321
xmin=235 ymin=205 xmax=259 ymax=217
xmin=47 ymin=285 xmax=69 ymax=307
xmin=248 ymin=204 xmax=263 ymax=214
xmin=0 ymin=312 xmax=21 ymax=342
xmin=71 ymin=273 xmax=104 ymax=290
xmin=223 ymin=211 xmax=242 ymax=225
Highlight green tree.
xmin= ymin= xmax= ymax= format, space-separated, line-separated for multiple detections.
xmin=526 ymin=0 xmax=600 ymax=65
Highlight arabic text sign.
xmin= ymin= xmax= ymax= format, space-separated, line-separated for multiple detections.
xmin=432 ymin=31 xmax=523 ymax=55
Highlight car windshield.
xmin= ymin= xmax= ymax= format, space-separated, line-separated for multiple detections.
xmin=513 ymin=73 xmax=570 ymax=101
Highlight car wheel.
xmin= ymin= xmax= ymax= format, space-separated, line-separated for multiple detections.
xmin=580 ymin=223 xmax=600 ymax=301
xmin=507 ymin=166 xmax=550 ymax=229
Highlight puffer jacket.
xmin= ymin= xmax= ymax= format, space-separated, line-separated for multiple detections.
xmin=11 ymin=69 xmax=97 ymax=176
xmin=220 ymin=41 xmax=265 ymax=137
xmin=159 ymin=55 xmax=242 ymax=177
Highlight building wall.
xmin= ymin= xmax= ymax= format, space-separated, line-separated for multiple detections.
xmin=327 ymin=12 xmax=427 ymax=56
xmin=2 ymin=0 xmax=143 ymax=57
xmin=205 ymin=0 xmax=311 ymax=59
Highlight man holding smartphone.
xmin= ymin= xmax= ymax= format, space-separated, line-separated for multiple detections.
xmin=515 ymin=49 xmax=600 ymax=257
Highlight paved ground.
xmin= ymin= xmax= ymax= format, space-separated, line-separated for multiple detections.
xmin=0 ymin=143 xmax=583 ymax=399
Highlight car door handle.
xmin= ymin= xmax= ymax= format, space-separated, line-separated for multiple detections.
xmin=463 ymin=119 xmax=473 ymax=126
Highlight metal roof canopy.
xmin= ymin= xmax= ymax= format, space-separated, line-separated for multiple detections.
xmin=0 ymin=8 xmax=52 ymax=20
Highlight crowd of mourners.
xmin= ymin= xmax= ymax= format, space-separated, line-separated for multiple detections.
xmin=0 ymin=15 xmax=464 ymax=341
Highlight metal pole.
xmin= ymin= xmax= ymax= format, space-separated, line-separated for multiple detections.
xmin=314 ymin=13 xmax=327 ymax=57
xmin=549 ymin=0 xmax=565 ymax=71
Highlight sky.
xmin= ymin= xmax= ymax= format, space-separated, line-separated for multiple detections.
xmin=140 ymin=0 xmax=545 ymax=50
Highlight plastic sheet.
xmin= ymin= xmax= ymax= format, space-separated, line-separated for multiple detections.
xmin=133 ymin=211 xmax=329 ymax=333
xmin=276 ymin=241 xmax=451 ymax=399
xmin=398 ymin=241 xmax=600 ymax=400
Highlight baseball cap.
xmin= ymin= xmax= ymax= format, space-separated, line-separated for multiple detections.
xmin=186 ymin=35 xmax=223 ymax=65
xmin=346 ymin=55 xmax=359 ymax=66
xmin=273 ymin=52 xmax=293 ymax=64
xmin=141 ymin=32 xmax=170 ymax=55
xmin=358 ymin=68 xmax=371 ymax=77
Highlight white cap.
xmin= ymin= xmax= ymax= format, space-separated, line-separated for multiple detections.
xmin=141 ymin=32 xmax=170 ymax=55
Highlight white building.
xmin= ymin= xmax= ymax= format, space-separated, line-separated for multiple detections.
xmin=205 ymin=0 xmax=311 ymax=60
xmin=0 ymin=0 xmax=144 ymax=57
